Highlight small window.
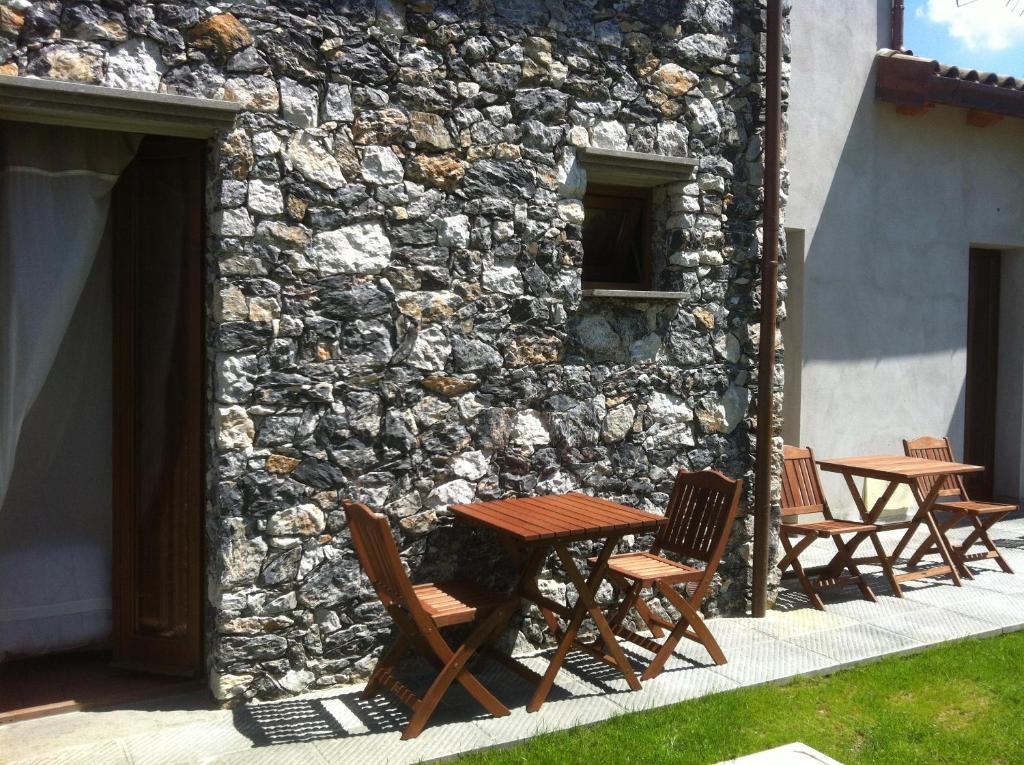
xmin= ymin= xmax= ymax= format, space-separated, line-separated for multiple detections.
xmin=581 ymin=184 xmax=652 ymax=290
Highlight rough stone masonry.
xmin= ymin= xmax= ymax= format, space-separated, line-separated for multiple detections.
xmin=1 ymin=0 xmax=784 ymax=702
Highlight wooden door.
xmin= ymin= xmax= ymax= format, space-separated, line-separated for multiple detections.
xmin=964 ymin=248 xmax=1001 ymax=500
xmin=111 ymin=136 xmax=204 ymax=676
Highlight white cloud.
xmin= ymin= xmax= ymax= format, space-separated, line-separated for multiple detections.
xmin=918 ymin=0 xmax=1024 ymax=51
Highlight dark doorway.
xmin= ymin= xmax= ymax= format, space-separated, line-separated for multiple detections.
xmin=964 ymin=248 xmax=1001 ymax=500
xmin=0 ymin=134 xmax=206 ymax=722
xmin=111 ymin=135 xmax=205 ymax=676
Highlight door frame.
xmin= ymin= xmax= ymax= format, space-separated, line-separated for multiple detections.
xmin=964 ymin=247 xmax=1001 ymax=500
xmin=111 ymin=136 xmax=206 ymax=676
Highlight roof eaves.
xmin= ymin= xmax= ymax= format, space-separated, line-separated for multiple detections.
xmin=875 ymin=49 xmax=1024 ymax=120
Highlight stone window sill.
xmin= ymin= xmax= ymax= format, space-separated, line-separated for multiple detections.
xmin=581 ymin=289 xmax=687 ymax=300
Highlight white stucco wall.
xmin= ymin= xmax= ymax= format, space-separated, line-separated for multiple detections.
xmin=785 ymin=0 xmax=1024 ymax=509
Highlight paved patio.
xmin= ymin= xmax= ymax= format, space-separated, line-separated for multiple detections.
xmin=3 ymin=516 xmax=1024 ymax=765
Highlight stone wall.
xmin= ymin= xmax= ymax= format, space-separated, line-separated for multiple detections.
xmin=1 ymin=0 xmax=782 ymax=702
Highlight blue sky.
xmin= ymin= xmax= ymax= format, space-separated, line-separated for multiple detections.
xmin=905 ymin=0 xmax=1024 ymax=75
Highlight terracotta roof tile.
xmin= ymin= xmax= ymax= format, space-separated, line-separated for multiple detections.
xmin=878 ymin=48 xmax=1024 ymax=93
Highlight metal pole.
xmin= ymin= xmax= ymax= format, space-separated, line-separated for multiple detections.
xmin=891 ymin=0 xmax=905 ymax=51
xmin=753 ymin=0 xmax=783 ymax=618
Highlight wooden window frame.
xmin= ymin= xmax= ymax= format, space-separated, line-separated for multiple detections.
xmin=581 ymin=183 xmax=653 ymax=291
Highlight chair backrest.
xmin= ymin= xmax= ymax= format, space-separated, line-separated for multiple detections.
xmin=903 ymin=435 xmax=966 ymax=500
xmin=654 ymin=469 xmax=743 ymax=571
xmin=344 ymin=501 xmax=419 ymax=611
xmin=781 ymin=444 xmax=830 ymax=521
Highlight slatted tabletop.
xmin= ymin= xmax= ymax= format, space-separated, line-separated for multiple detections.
xmin=449 ymin=493 xmax=665 ymax=543
xmin=817 ymin=455 xmax=983 ymax=482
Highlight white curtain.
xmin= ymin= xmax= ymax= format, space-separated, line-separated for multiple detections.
xmin=0 ymin=237 xmax=117 ymax=657
xmin=0 ymin=122 xmax=139 ymax=510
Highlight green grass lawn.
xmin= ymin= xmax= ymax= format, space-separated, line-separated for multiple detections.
xmin=455 ymin=630 xmax=1024 ymax=765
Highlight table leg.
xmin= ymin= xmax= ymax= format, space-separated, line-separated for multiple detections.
xmin=916 ymin=481 xmax=962 ymax=587
xmin=841 ymin=474 xmax=904 ymax=596
xmin=553 ymin=540 xmax=641 ymax=688
xmin=527 ymin=534 xmax=632 ymax=713
xmin=465 ymin=543 xmax=556 ymax=694
xmin=907 ymin=510 xmax=962 ymax=567
xmin=866 ymin=531 xmax=903 ymax=597
xmin=886 ymin=479 xmax=962 ymax=585
xmin=514 ymin=544 xmax=564 ymax=636
xmin=889 ymin=517 xmax=925 ymax=563
xmin=851 ymin=475 xmax=962 ymax=588
xmin=842 ymin=472 xmax=898 ymax=526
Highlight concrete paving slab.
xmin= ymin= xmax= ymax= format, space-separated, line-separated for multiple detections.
xmin=770 ymin=587 xmax=816 ymax=612
xmin=7 ymin=739 xmax=132 ymax=765
xmin=811 ymin=592 xmax=929 ymax=622
xmin=610 ymin=618 xmax=778 ymax=675
xmin=229 ymin=694 xmax=357 ymax=746
xmin=707 ymin=617 xmax=787 ymax=649
xmin=863 ymin=606 xmax=1002 ymax=645
xmin=0 ymin=696 xmax=220 ymax=761
xmin=710 ymin=636 xmax=834 ymax=686
xmin=963 ymin=569 xmax=1024 ymax=595
xmin=945 ymin=593 xmax=1024 ymax=630
xmin=773 ymin=576 xmax=904 ymax=613
xmin=0 ymin=691 xmax=216 ymax=761
xmin=750 ymin=608 xmax=857 ymax=639
xmin=995 ymin=554 xmax=1024 ymax=571
xmin=487 ymin=650 xmax=619 ymax=702
xmin=201 ymin=742 xmax=329 ymax=765
xmin=996 ymin=546 xmax=1024 ymax=562
xmin=783 ymin=623 xmax=922 ymax=667
xmin=468 ymin=692 xmax=624 ymax=748
xmin=314 ymin=720 xmax=495 ymax=765
xmin=604 ymin=665 xmax=739 ymax=713
xmin=124 ymin=721 xmax=255 ymax=765
xmin=4 ymin=553 xmax=1024 ymax=765
xmin=898 ymin=580 xmax=992 ymax=608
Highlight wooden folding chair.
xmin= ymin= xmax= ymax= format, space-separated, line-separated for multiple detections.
xmin=899 ymin=437 xmax=1015 ymax=578
xmin=592 ymin=469 xmax=743 ymax=680
xmin=778 ymin=445 xmax=880 ymax=610
xmin=344 ymin=501 xmax=517 ymax=739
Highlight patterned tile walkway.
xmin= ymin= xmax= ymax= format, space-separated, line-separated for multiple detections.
xmin=3 ymin=517 xmax=1023 ymax=765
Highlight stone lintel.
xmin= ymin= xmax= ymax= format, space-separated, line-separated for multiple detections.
xmin=0 ymin=75 xmax=240 ymax=138
xmin=581 ymin=289 xmax=689 ymax=300
xmin=578 ymin=147 xmax=697 ymax=187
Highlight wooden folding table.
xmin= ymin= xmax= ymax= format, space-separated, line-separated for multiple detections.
xmin=816 ymin=455 xmax=983 ymax=595
xmin=449 ymin=493 xmax=665 ymax=712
